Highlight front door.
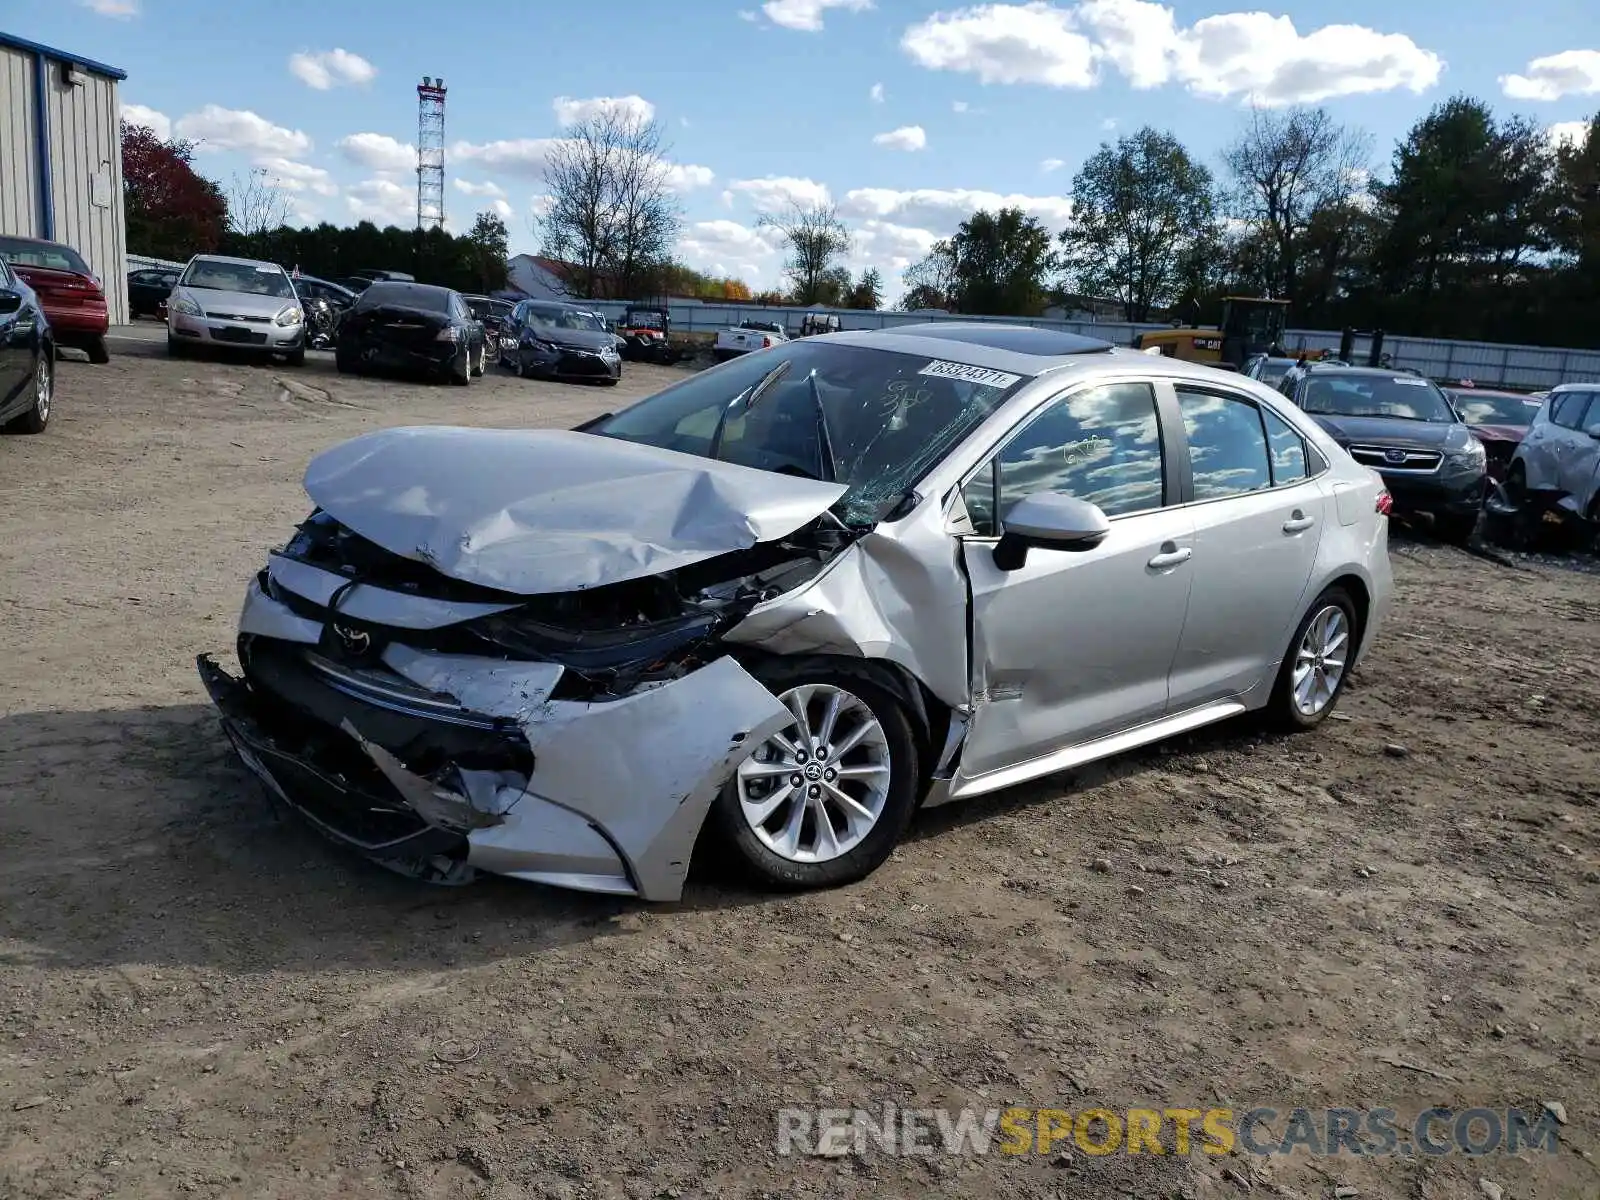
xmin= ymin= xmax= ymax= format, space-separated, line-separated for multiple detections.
xmin=1165 ymin=384 xmax=1326 ymax=708
xmin=955 ymin=380 xmax=1195 ymax=781
xmin=1556 ymin=392 xmax=1600 ymax=506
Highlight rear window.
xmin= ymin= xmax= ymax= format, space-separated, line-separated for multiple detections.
xmin=357 ymin=282 xmax=450 ymax=313
xmin=0 ymin=237 xmax=91 ymax=275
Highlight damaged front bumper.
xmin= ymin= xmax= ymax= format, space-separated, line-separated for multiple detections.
xmin=197 ymin=590 xmax=791 ymax=900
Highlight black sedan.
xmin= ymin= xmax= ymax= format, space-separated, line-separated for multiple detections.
xmin=0 ymin=257 xmax=54 ymax=434
xmin=333 ymin=282 xmax=487 ymax=385
xmin=1284 ymin=364 xmax=1487 ymax=543
xmin=128 ymin=266 xmax=179 ymax=319
xmin=499 ymin=300 xmax=621 ymax=385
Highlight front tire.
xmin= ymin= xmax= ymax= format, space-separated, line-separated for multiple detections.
xmin=283 ymin=345 xmax=306 ymax=368
xmin=1434 ymin=512 xmax=1477 ymax=545
xmin=3 ymin=349 xmax=52 ymax=435
xmin=706 ymin=661 xmax=920 ymax=892
xmin=1266 ymin=587 xmax=1358 ymax=732
xmin=166 ymin=334 xmax=188 ymax=359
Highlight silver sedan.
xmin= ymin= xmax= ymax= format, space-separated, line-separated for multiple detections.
xmin=198 ymin=323 xmax=1392 ymax=898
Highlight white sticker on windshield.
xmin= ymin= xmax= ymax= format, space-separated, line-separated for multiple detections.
xmin=1392 ymin=376 xmax=1428 ymax=386
xmin=256 ymin=265 xmax=281 ymax=273
xmin=918 ymin=360 xmax=1022 ymax=389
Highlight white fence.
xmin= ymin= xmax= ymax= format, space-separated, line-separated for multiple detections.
xmin=571 ymin=299 xmax=1600 ymax=392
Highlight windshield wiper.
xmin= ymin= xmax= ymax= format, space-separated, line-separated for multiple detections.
xmin=708 ymin=359 xmax=792 ymax=461
xmin=806 ymin=371 xmax=837 ymax=483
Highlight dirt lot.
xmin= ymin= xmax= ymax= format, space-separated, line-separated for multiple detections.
xmin=1 ymin=339 xmax=1597 ymax=1200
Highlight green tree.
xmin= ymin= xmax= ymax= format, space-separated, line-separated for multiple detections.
xmin=1058 ymin=126 xmax=1219 ymax=322
xmin=463 ymin=211 xmax=510 ymax=293
xmin=845 ymin=267 xmax=883 ymax=309
xmin=759 ymin=202 xmax=851 ymax=304
xmin=906 ymin=207 xmax=1057 ymax=316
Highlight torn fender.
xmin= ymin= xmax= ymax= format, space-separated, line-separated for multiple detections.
xmin=302 ymin=426 xmax=847 ymax=595
xmin=722 ymin=503 xmax=973 ymax=711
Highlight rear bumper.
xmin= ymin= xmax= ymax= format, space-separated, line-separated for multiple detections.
xmin=342 ymin=335 xmax=461 ymax=374
xmin=42 ymin=304 xmax=108 ymax=338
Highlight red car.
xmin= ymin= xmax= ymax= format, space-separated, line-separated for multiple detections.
xmin=1445 ymin=386 xmax=1544 ymax=483
xmin=0 ymin=235 xmax=110 ymax=363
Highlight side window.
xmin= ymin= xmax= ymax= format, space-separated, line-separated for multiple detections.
xmin=963 ymin=382 xmax=1164 ymax=536
xmin=1576 ymin=393 xmax=1600 ymax=431
xmin=1551 ymin=393 xmax=1585 ymax=429
xmin=1263 ymin=407 xmax=1309 ymax=484
xmin=1177 ymin=387 xmax=1272 ymax=501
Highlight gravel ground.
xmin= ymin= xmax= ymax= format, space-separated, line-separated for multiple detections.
xmin=1 ymin=340 xmax=1597 ymax=1200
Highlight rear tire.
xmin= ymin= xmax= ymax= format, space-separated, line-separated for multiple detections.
xmin=704 ymin=660 xmax=921 ymax=892
xmin=86 ymin=335 xmax=111 ymax=364
xmin=450 ymin=346 xmax=471 ymax=386
xmin=471 ymin=343 xmax=486 ymax=377
xmin=3 ymin=349 xmax=52 ymax=435
xmin=1265 ymin=587 xmax=1358 ymax=732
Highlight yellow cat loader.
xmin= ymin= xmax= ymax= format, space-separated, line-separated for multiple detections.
xmin=1134 ymin=297 xmax=1293 ymax=371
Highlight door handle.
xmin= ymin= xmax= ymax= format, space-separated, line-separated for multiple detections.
xmin=1146 ymin=547 xmax=1192 ymax=569
xmin=1282 ymin=514 xmax=1315 ymax=533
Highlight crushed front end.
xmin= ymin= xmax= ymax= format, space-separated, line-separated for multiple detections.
xmin=197 ymin=506 xmax=849 ymax=900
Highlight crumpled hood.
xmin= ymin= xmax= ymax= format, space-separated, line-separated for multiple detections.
xmin=302 ymin=426 xmax=847 ymax=595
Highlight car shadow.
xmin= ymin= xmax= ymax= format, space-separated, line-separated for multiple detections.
xmin=0 ymin=703 xmax=689 ymax=976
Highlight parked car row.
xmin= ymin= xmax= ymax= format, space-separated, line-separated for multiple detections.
xmin=0 ymin=234 xmax=110 ymax=364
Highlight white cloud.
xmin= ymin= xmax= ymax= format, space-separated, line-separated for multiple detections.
xmin=120 ymin=103 xmax=170 ymax=140
xmin=1100 ymin=116 xmax=1117 ymax=130
xmin=1548 ymin=119 xmax=1592 ymax=149
xmin=665 ymin=163 xmax=717 ymax=191
xmin=1501 ymin=50 xmax=1600 ymax=102
xmin=952 ymin=99 xmax=970 ymax=112
xmin=761 ymin=0 xmax=873 ymax=31
xmin=739 ymin=9 xmax=759 ymax=20
xmin=870 ymin=82 xmax=886 ymax=102
xmin=450 ymin=138 xmax=562 ymax=179
xmin=454 ymin=179 xmax=507 ymax=198
xmin=901 ymin=0 xmax=1444 ymax=105
xmin=336 ymin=132 xmax=416 ymax=174
xmin=873 ymin=125 xmax=928 ymax=151
xmin=256 ymin=157 xmax=338 ymax=197
xmin=1041 ymin=157 xmax=1065 ymax=172
xmin=345 ymin=179 xmax=415 ymax=227
xmin=728 ymin=175 xmax=834 ymax=212
xmin=287 ymin=48 xmax=377 ymax=90
xmin=903 ymin=2 xmax=1098 ymax=87
xmin=849 ymin=219 xmax=942 ymax=277
xmin=78 ymin=0 xmax=137 ymax=16
xmin=174 ymin=105 xmax=312 ymax=157
xmin=678 ymin=219 xmax=783 ymax=283
xmin=842 ymin=186 xmax=1074 ymax=232
xmin=553 ymin=94 xmax=656 ymax=125
xmin=488 ymin=198 xmax=515 ymax=220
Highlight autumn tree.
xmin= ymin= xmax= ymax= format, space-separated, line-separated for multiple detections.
xmin=758 ymin=202 xmax=851 ymax=304
xmin=122 ymin=121 xmax=228 ymax=259
xmin=1059 ymin=126 xmax=1219 ymax=322
xmin=540 ymin=107 xmax=681 ymax=298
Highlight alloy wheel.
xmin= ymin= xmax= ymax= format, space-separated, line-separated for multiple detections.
xmin=1292 ymin=605 xmax=1349 ymax=717
xmin=736 ymin=684 xmax=891 ymax=863
xmin=35 ymin=354 xmax=51 ymax=421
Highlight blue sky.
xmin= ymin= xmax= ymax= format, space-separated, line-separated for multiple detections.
xmin=14 ymin=0 xmax=1600 ymax=292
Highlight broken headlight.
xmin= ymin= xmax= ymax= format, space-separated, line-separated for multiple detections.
xmin=462 ymin=610 xmax=722 ymax=673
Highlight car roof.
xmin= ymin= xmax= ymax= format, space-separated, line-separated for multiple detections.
xmin=188 ymin=254 xmax=287 ymax=270
xmin=834 ymin=323 xmax=1114 ymax=374
xmin=1299 ymin=364 xmax=1427 ymax=379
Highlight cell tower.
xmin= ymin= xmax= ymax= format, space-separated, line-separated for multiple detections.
xmin=416 ymin=76 xmax=447 ymax=231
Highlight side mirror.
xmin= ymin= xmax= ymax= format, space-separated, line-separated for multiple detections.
xmin=992 ymin=492 xmax=1111 ymax=571
xmin=1587 ymin=424 xmax=1600 ymax=441
xmin=0 ymin=289 xmax=21 ymax=315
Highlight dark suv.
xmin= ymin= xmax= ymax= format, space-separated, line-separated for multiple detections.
xmin=1279 ymin=363 xmax=1487 ymax=543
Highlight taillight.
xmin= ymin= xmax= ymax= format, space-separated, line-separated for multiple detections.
xmin=1376 ymin=490 xmax=1393 ymax=516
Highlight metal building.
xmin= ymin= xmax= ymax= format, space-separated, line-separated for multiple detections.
xmin=0 ymin=32 xmax=129 ymax=323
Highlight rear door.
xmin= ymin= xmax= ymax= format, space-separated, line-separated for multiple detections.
xmin=1524 ymin=392 xmax=1584 ymax=491
xmin=1166 ymin=383 xmax=1327 ymax=709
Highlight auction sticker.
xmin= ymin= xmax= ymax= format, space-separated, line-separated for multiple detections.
xmin=918 ymin=360 xmax=1022 ymax=389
